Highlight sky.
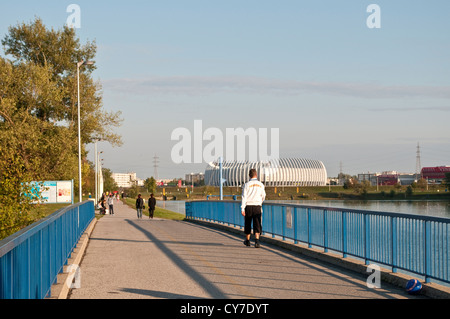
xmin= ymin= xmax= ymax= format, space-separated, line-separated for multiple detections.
xmin=1 ymin=0 xmax=449 ymax=180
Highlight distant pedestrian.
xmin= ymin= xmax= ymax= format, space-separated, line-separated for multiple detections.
xmin=107 ymin=194 xmax=115 ymax=215
xmin=241 ymin=169 xmax=266 ymax=248
xmin=148 ymin=194 xmax=156 ymax=219
xmin=136 ymin=194 xmax=144 ymax=219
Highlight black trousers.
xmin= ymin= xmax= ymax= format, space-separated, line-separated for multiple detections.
xmin=244 ymin=205 xmax=262 ymax=235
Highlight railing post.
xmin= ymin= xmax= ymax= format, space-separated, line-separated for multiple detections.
xmin=307 ymin=208 xmax=312 ymax=248
xmin=294 ymin=208 xmax=298 ymax=245
xmin=391 ymin=216 xmax=397 ymax=273
xmin=271 ymin=206 xmax=275 ymax=238
xmin=364 ymin=214 xmax=370 ymax=265
xmin=323 ymin=209 xmax=328 ymax=253
xmin=342 ymin=211 xmax=347 ymax=258
xmin=282 ymin=206 xmax=286 ymax=241
xmin=425 ymin=220 xmax=432 ymax=283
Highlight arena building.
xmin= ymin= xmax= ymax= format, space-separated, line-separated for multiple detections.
xmin=205 ymin=158 xmax=328 ymax=187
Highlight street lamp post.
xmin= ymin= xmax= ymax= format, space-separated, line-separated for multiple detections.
xmin=94 ymin=139 xmax=97 ymax=204
xmin=97 ymin=151 xmax=103 ymax=203
xmin=77 ymin=60 xmax=94 ymax=203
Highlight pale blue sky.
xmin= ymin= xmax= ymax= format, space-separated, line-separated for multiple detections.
xmin=1 ymin=1 xmax=449 ymax=179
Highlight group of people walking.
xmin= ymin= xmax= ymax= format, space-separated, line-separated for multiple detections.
xmin=97 ymin=192 xmax=156 ymax=219
xmin=135 ymin=193 xmax=156 ymax=219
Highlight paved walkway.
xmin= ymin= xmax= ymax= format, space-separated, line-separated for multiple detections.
xmin=70 ymin=200 xmax=421 ymax=299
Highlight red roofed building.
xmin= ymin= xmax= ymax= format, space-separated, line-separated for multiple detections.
xmin=377 ymin=174 xmax=400 ymax=186
xmin=421 ymin=166 xmax=450 ymax=182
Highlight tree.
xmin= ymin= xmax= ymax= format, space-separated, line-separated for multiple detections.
xmin=406 ymin=186 xmax=413 ymax=197
xmin=144 ymin=177 xmax=157 ymax=194
xmin=416 ymin=178 xmax=427 ymax=190
xmin=0 ymin=18 xmax=122 ymax=237
xmin=1 ymin=18 xmax=123 ymax=184
xmin=102 ymin=168 xmax=118 ymax=193
xmin=2 ymin=18 xmax=123 ymax=146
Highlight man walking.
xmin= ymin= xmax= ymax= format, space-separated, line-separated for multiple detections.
xmin=136 ymin=194 xmax=144 ymax=219
xmin=148 ymin=193 xmax=156 ymax=219
xmin=241 ymin=169 xmax=266 ymax=248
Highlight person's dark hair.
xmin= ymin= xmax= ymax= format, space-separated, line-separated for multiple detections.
xmin=138 ymin=194 xmax=141 ymax=198
xmin=249 ymin=169 xmax=257 ymax=178
xmin=150 ymin=194 xmax=154 ymax=197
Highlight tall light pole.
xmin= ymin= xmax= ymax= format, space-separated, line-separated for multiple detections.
xmin=94 ymin=139 xmax=97 ymax=204
xmin=77 ymin=60 xmax=94 ymax=202
xmin=97 ymin=151 xmax=103 ymax=202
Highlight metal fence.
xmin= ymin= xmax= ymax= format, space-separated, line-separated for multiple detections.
xmin=186 ymin=200 xmax=450 ymax=284
xmin=0 ymin=201 xmax=95 ymax=299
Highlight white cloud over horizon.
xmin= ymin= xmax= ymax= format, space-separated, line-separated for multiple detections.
xmin=102 ymin=75 xmax=450 ymax=101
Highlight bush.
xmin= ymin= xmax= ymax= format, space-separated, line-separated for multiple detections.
xmin=406 ymin=186 xmax=413 ymax=197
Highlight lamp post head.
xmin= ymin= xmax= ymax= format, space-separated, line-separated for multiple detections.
xmin=77 ymin=60 xmax=94 ymax=68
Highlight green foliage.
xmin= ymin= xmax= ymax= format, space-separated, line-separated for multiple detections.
xmin=144 ymin=177 xmax=157 ymax=194
xmin=0 ymin=18 xmax=122 ymax=238
xmin=127 ymin=184 xmax=139 ymax=199
xmin=1 ymin=18 xmax=123 ymax=146
xmin=416 ymin=178 xmax=427 ymax=190
xmin=102 ymin=168 xmax=118 ymax=193
xmin=405 ymin=186 xmax=413 ymax=197
xmin=0 ymin=151 xmax=44 ymax=239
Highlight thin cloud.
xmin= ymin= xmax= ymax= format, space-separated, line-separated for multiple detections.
xmin=369 ymin=106 xmax=450 ymax=112
xmin=102 ymin=76 xmax=450 ymax=99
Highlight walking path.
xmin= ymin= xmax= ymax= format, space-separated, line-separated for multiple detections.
xmin=70 ymin=200 xmax=421 ymax=299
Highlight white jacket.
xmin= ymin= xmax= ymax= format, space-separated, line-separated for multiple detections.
xmin=241 ymin=178 xmax=266 ymax=211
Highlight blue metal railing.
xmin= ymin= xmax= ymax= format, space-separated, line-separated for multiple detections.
xmin=0 ymin=201 xmax=95 ymax=299
xmin=186 ymin=201 xmax=450 ymax=284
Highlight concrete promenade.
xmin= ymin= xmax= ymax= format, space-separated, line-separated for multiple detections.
xmin=70 ymin=200 xmax=421 ymax=299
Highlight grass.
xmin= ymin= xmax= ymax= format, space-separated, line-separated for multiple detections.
xmin=35 ymin=203 xmax=71 ymax=214
xmin=121 ymin=197 xmax=186 ymax=221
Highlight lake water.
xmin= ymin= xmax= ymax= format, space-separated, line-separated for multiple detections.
xmin=158 ymin=199 xmax=450 ymax=219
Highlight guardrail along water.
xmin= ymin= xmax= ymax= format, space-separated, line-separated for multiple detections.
xmin=186 ymin=201 xmax=450 ymax=285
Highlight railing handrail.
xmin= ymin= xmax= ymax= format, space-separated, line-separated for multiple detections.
xmin=188 ymin=199 xmax=450 ymax=223
xmin=186 ymin=200 xmax=450 ymax=284
xmin=0 ymin=201 xmax=91 ymax=258
xmin=0 ymin=201 xmax=94 ymax=299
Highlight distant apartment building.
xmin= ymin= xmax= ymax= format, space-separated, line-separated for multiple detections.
xmin=112 ymin=172 xmax=144 ymax=188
